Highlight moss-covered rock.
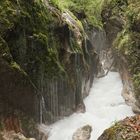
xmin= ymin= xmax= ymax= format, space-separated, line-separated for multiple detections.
xmin=98 ymin=115 xmax=140 ymax=140
xmin=0 ymin=1 xmax=101 ymax=138
xmin=50 ymin=0 xmax=103 ymax=29
xmin=101 ymin=0 xmax=140 ymax=112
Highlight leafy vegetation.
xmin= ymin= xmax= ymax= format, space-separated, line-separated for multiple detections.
xmin=102 ymin=0 xmax=140 ymax=100
xmin=0 ymin=0 xmax=66 ymax=81
xmin=0 ymin=0 xmax=103 ymax=94
xmin=50 ymin=0 xmax=103 ymax=28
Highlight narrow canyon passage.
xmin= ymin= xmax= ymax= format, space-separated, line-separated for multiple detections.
xmin=41 ymin=72 xmax=134 ymax=140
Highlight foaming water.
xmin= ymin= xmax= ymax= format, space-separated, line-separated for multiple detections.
xmin=40 ymin=72 xmax=134 ymax=140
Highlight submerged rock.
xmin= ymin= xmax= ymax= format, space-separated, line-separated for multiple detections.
xmin=98 ymin=115 xmax=140 ymax=140
xmin=75 ymin=103 xmax=86 ymax=113
xmin=72 ymin=125 xmax=92 ymax=140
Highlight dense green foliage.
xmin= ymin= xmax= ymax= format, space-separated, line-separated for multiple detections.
xmin=0 ymin=0 xmax=100 ymax=131
xmin=0 ymin=0 xmax=103 ymax=88
xmin=0 ymin=0 xmax=67 ymax=83
xmin=102 ymin=0 xmax=140 ymax=99
xmin=50 ymin=0 xmax=103 ymax=28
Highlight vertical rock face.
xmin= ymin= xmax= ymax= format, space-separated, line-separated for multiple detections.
xmin=101 ymin=0 xmax=140 ymax=113
xmin=0 ymin=0 xmax=103 ymax=137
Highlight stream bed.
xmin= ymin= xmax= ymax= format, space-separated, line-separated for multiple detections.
xmin=40 ymin=72 xmax=134 ymax=140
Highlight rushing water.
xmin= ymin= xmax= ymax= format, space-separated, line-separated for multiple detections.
xmin=40 ymin=72 xmax=134 ymax=140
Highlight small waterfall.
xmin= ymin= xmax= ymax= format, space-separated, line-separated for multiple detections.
xmin=40 ymin=97 xmax=43 ymax=124
xmin=84 ymin=36 xmax=90 ymax=55
xmin=39 ymin=96 xmax=46 ymax=124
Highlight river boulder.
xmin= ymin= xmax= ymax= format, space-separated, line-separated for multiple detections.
xmin=98 ymin=115 xmax=140 ymax=140
xmin=72 ymin=125 xmax=92 ymax=140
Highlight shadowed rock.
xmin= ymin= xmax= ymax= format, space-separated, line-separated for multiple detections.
xmin=0 ymin=131 xmax=36 ymax=140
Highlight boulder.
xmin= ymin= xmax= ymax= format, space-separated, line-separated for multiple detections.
xmin=98 ymin=115 xmax=140 ymax=140
xmin=72 ymin=125 xmax=92 ymax=140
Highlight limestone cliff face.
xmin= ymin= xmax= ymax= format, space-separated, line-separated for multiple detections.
xmin=0 ymin=0 xmax=102 ymax=138
xmin=101 ymin=0 xmax=140 ymax=113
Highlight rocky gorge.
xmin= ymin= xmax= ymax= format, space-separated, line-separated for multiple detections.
xmin=0 ymin=0 xmax=140 ymax=140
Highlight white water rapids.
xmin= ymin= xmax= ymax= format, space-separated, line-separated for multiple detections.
xmin=40 ymin=72 xmax=134 ymax=140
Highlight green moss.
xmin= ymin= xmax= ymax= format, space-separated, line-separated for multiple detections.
xmin=69 ymin=0 xmax=103 ymax=28
xmin=0 ymin=0 xmax=67 ymax=79
xmin=133 ymin=75 xmax=140 ymax=99
xmin=102 ymin=120 xmax=140 ymax=140
xmin=50 ymin=0 xmax=103 ymax=28
xmin=125 ymin=1 xmax=140 ymax=31
xmin=101 ymin=115 xmax=140 ymax=140
xmin=103 ymin=0 xmax=140 ymax=101
xmin=21 ymin=118 xmax=37 ymax=137
xmin=0 ymin=0 xmax=100 ymax=86
xmin=50 ymin=0 xmax=72 ymax=11
xmin=114 ymin=31 xmax=140 ymax=98
xmin=103 ymin=122 xmax=124 ymax=140
xmin=0 ymin=121 xmax=4 ymax=131
xmin=10 ymin=61 xmax=28 ymax=75
xmin=102 ymin=0 xmax=140 ymax=115
xmin=0 ymin=36 xmax=9 ymax=54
